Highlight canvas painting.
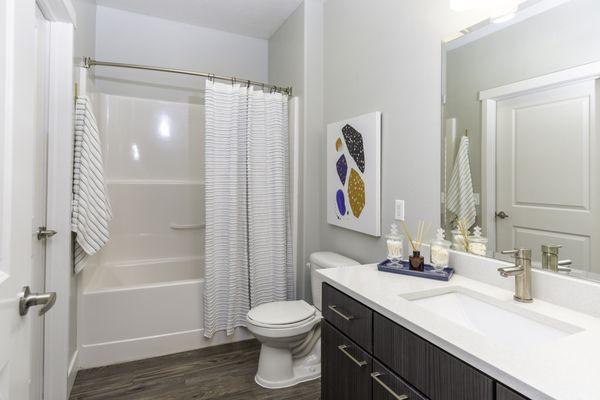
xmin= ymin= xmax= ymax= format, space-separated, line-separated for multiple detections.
xmin=327 ymin=111 xmax=381 ymax=236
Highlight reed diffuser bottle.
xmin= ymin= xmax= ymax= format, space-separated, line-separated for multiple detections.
xmin=400 ymin=220 xmax=430 ymax=272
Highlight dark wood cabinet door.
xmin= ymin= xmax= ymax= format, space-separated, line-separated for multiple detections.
xmin=323 ymin=283 xmax=373 ymax=352
xmin=372 ymin=360 xmax=428 ymax=400
xmin=497 ymin=384 xmax=530 ymax=400
xmin=322 ymin=321 xmax=372 ymax=400
xmin=373 ymin=314 xmax=493 ymax=400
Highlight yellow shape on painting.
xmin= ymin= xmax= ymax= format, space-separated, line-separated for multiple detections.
xmin=335 ymin=137 xmax=343 ymax=151
xmin=348 ymin=168 xmax=365 ymax=218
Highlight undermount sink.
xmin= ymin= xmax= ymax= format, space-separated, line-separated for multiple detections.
xmin=401 ymin=287 xmax=583 ymax=350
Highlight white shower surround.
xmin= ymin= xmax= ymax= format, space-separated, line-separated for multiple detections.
xmin=78 ymin=94 xmax=252 ymax=368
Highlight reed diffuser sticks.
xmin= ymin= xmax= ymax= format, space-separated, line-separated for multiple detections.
xmin=400 ymin=219 xmax=430 ymax=271
xmin=456 ymin=219 xmax=471 ymax=253
xmin=400 ymin=220 xmax=430 ymax=252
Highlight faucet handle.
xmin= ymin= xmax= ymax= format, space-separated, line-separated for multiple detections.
xmin=501 ymin=248 xmax=532 ymax=260
xmin=557 ymin=259 xmax=572 ymax=273
xmin=542 ymin=244 xmax=562 ymax=255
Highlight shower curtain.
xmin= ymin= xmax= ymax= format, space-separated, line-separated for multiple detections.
xmin=204 ymin=81 xmax=293 ymax=338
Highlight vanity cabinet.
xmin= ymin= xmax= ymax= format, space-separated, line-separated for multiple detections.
xmin=374 ymin=314 xmax=493 ymax=400
xmin=322 ymin=321 xmax=372 ymax=400
xmin=322 ymin=282 xmax=373 ymax=352
xmin=322 ymin=283 xmax=529 ymax=400
xmin=372 ymin=360 xmax=427 ymax=400
xmin=497 ymin=384 xmax=530 ymax=400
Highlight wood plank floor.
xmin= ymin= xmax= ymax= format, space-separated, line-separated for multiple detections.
xmin=69 ymin=340 xmax=321 ymax=400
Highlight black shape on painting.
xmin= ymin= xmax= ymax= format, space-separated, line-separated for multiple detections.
xmin=342 ymin=124 xmax=365 ymax=173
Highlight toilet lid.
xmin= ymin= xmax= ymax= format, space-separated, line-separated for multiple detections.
xmin=247 ymin=300 xmax=316 ymax=326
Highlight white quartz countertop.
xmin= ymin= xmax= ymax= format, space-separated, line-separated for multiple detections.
xmin=317 ymin=264 xmax=600 ymax=400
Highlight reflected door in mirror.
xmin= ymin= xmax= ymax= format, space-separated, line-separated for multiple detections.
xmin=496 ymin=80 xmax=599 ymax=275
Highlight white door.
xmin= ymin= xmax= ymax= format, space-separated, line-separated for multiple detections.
xmin=0 ymin=1 xmax=50 ymax=399
xmin=31 ymin=6 xmax=51 ymax=400
xmin=496 ymin=80 xmax=599 ymax=277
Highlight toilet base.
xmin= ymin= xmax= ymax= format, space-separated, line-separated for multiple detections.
xmin=254 ymin=339 xmax=321 ymax=389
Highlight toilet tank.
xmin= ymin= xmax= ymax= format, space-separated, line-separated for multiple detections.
xmin=309 ymin=252 xmax=359 ymax=311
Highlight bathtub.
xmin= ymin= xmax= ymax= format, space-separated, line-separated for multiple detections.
xmin=78 ymin=257 xmax=252 ymax=368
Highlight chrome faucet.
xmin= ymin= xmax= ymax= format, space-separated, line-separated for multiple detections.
xmin=541 ymin=245 xmax=572 ymax=273
xmin=498 ymin=248 xmax=533 ymax=303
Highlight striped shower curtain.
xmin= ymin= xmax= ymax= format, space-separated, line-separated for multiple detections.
xmin=203 ymin=81 xmax=293 ymax=338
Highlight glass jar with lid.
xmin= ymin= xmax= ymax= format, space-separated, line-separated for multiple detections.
xmin=430 ymin=228 xmax=451 ymax=271
xmin=468 ymin=226 xmax=488 ymax=256
xmin=386 ymin=222 xmax=404 ymax=266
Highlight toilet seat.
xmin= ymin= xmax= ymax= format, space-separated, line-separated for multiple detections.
xmin=247 ymin=300 xmax=317 ymax=329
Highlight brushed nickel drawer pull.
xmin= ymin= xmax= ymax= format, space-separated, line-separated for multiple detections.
xmin=337 ymin=344 xmax=367 ymax=367
xmin=371 ymin=372 xmax=409 ymax=400
xmin=328 ymin=304 xmax=354 ymax=321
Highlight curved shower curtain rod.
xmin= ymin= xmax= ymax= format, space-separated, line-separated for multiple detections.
xmin=82 ymin=57 xmax=293 ymax=96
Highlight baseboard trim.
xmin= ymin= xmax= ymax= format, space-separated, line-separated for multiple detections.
xmin=79 ymin=328 xmax=253 ymax=369
xmin=67 ymin=349 xmax=79 ymax=396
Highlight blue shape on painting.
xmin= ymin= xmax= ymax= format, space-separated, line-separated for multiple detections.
xmin=336 ymin=189 xmax=346 ymax=215
xmin=336 ymin=154 xmax=348 ymax=185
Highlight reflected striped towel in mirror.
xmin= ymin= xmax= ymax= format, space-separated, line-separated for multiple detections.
xmin=447 ymin=135 xmax=476 ymax=229
xmin=72 ymin=96 xmax=112 ymax=274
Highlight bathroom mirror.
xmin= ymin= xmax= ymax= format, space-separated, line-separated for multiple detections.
xmin=441 ymin=0 xmax=600 ymax=282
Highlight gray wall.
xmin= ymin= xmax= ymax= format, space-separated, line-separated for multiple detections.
xmin=319 ymin=0 xmax=467 ymax=264
xmin=268 ymin=3 xmax=308 ymax=299
xmin=73 ymin=0 xmax=96 ymax=59
xmin=94 ymin=6 xmax=269 ymax=103
xmin=445 ymin=0 xmax=600 ymax=226
xmin=268 ymin=0 xmax=324 ymax=302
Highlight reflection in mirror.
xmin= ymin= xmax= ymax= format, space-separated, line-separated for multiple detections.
xmin=441 ymin=0 xmax=600 ymax=282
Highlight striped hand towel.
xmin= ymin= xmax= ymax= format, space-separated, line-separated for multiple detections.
xmin=72 ymin=96 xmax=112 ymax=274
xmin=447 ymin=135 xmax=477 ymax=229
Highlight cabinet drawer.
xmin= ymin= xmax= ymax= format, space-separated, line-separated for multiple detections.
xmin=372 ymin=360 xmax=428 ymax=400
xmin=323 ymin=283 xmax=373 ymax=351
xmin=373 ymin=313 xmax=493 ymax=400
xmin=322 ymin=321 xmax=372 ymax=400
xmin=497 ymin=384 xmax=529 ymax=400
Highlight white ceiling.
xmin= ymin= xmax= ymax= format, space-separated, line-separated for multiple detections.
xmin=93 ymin=0 xmax=304 ymax=39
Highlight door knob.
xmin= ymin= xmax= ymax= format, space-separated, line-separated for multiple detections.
xmin=37 ymin=226 xmax=57 ymax=240
xmin=19 ymin=286 xmax=57 ymax=316
xmin=495 ymin=211 xmax=509 ymax=219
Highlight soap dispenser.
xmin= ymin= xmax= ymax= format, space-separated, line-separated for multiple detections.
xmin=386 ymin=222 xmax=404 ymax=266
xmin=430 ymin=228 xmax=451 ymax=272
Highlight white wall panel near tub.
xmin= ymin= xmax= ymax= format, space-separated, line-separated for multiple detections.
xmin=98 ymin=94 xmax=204 ymax=181
xmin=98 ymin=182 xmax=205 ymax=262
xmin=79 ymin=268 xmax=251 ymax=368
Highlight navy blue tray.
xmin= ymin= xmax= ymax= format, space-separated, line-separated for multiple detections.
xmin=377 ymin=259 xmax=454 ymax=281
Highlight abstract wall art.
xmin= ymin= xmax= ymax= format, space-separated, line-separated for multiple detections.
xmin=327 ymin=111 xmax=381 ymax=236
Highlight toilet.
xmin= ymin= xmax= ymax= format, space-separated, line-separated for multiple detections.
xmin=246 ymin=251 xmax=359 ymax=389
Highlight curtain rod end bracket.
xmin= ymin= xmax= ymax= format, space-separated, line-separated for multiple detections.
xmin=82 ymin=57 xmax=91 ymax=69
